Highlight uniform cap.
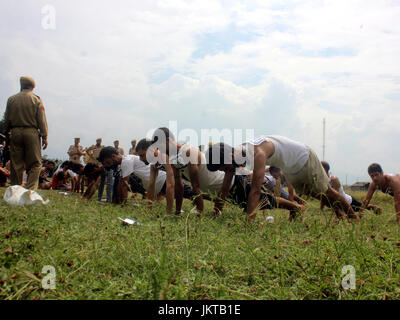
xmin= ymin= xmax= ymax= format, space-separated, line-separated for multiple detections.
xmin=96 ymin=138 xmax=102 ymax=141
xmin=20 ymin=76 xmax=36 ymax=89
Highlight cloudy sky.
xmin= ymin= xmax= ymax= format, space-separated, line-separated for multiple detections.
xmin=1 ymin=0 xmax=399 ymax=184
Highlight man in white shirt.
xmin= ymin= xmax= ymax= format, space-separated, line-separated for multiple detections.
xmin=97 ymin=146 xmax=175 ymax=213
xmin=206 ymin=136 xmax=359 ymax=222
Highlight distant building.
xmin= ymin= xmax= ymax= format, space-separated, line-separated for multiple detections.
xmin=350 ymin=182 xmax=370 ymax=191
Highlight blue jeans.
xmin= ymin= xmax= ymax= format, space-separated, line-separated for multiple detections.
xmin=112 ymin=166 xmax=121 ymax=202
xmin=98 ymin=169 xmax=114 ymax=202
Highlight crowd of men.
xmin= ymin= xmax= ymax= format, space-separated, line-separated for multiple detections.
xmin=1 ymin=77 xmax=399 ymax=223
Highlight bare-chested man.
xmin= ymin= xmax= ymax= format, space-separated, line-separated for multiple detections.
xmin=363 ymin=163 xmax=400 ymax=223
xmin=321 ymin=161 xmax=381 ymax=215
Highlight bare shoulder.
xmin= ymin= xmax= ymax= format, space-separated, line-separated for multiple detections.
xmin=186 ymin=145 xmax=201 ymax=164
xmin=257 ymin=141 xmax=275 ymax=158
xmin=391 ymin=175 xmax=400 ymax=189
xmin=331 ymin=176 xmax=342 ymax=188
xmin=254 ymin=141 xmax=274 ymax=160
xmin=331 ymin=175 xmax=340 ymax=183
xmin=369 ymin=180 xmax=378 ymax=190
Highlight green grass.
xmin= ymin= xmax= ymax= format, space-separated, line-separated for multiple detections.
xmin=1 ymin=188 xmax=400 ymax=300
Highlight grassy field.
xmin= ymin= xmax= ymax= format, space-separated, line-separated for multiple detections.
xmin=0 ymin=188 xmax=399 ymax=300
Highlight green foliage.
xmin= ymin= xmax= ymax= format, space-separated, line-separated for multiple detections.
xmin=0 ymin=189 xmax=399 ymax=300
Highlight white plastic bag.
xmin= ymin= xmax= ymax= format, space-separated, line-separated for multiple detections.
xmin=3 ymin=185 xmax=50 ymax=206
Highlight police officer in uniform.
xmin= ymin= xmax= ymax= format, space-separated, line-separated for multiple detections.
xmin=4 ymin=76 xmax=48 ymax=190
xmin=68 ymin=137 xmax=85 ymax=164
xmin=129 ymin=139 xmax=137 ymax=155
xmin=113 ymin=140 xmax=124 ymax=155
xmin=85 ymin=138 xmax=104 ymax=165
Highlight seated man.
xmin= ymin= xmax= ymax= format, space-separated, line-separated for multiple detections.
xmin=321 ymin=161 xmax=381 ymax=214
xmin=52 ymin=161 xmax=77 ymax=191
xmin=148 ymin=128 xmax=304 ymax=219
xmin=51 ymin=170 xmax=71 ymax=191
xmin=38 ymin=161 xmax=55 ymax=190
xmin=363 ymin=163 xmax=400 ymax=223
xmin=206 ymin=136 xmax=359 ymax=222
xmin=0 ymin=161 xmax=10 ymax=187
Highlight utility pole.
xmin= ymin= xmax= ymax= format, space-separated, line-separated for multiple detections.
xmin=322 ymin=118 xmax=326 ymax=161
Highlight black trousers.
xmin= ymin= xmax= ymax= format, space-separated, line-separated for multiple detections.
xmin=228 ymin=175 xmax=277 ymax=211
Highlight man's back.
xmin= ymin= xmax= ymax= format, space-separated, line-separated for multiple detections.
xmin=5 ymin=90 xmax=48 ymax=135
xmin=242 ymin=135 xmax=309 ymax=174
xmin=5 ymin=76 xmax=48 ymax=191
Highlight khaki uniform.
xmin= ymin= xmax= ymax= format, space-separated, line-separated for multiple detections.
xmin=4 ymin=82 xmax=48 ymax=190
xmin=85 ymin=144 xmax=104 ymax=165
xmin=129 ymin=147 xmax=136 ymax=155
xmin=117 ymin=147 xmax=124 ymax=155
xmin=68 ymin=145 xmax=84 ymax=164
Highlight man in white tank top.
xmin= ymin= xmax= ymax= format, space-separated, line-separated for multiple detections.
xmin=206 ymin=136 xmax=359 ymax=222
xmin=147 ymin=128 xmax=233 ymax=216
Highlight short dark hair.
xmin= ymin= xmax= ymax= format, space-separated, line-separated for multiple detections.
xmin=56 ymin=171 xmax=65 ymax=181
xmin=136 ymin=138 xmax=153 ymax=152
xmin=97 ymin=146 xmax=118 ymax=163
xmin=151 ymin=127 xmax=175 ymax=144
xmin=205 ymin=142 xmax=235 ymax=172
xmin=368 ymin=163 xmax=383 ymax=175
xmin=269 ymin=166 xmax=281 ymax=175
xmin=70 ymin=163 xmax=83 ymax=174
xmin=321 ymin=161 xmax=330 ymax=173
xmin=61 ymin=161 xmax=72 ymax=169
xmin=83 ymin=163 xmax=102 ymax=179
